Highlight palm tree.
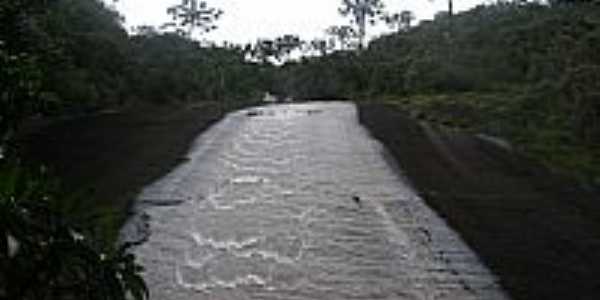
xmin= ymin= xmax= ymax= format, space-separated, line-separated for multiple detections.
xmin=165 ymin=0 xmax=223 ymax=37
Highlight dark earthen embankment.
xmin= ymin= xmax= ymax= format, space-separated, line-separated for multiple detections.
xmin=18 ymin=104 xmax=226 ymax=238
xmin=358 ymin=103 xmax=600 ymax=300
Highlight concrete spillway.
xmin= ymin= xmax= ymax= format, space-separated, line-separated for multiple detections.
xmin=122 ymin=102 xmax=509 ymax=300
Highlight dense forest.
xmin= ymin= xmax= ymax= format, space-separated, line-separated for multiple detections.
xmin=1 ymin=0 xmax=599 ymax=299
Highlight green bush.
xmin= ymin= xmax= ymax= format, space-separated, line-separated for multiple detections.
xmin=0 ymin=162 xmax=148 ymax=300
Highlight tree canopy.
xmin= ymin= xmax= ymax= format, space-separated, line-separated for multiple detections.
xmin=338 ymin=0 xmax=386 ymax=49
xmin=164 ymin=0 xmax=223 ymax=37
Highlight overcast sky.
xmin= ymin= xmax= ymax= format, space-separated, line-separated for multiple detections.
xmin=111 ymin=0 xmax=488 ymax=44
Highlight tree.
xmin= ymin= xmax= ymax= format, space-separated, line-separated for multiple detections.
xmin=326 ymin=25 xmax=358 ymax=50
xmin=383 ymin=10 xmax=416 ymax=32
xmin=308 ymin=38 xmax=332 ymax=56
xmin=338 ymin=0 xmax=386 ymax=50
xmin=0 ymin=0 xmax=53 ymax=51
xmin=133 ymin=25 xmax=160 ymax=37
xmin=246 ymin=36 xmax=303 ymax=64
xmin=0 ymin=42 xmax=42 ymax=148
xmin=1 ymin=3 xmax=149 ymax=297
xmin=248 ymin=39 xmax=279 ymax=63
xmin=430 ymin=0 xmax=454 ymax=29
xmin=165 ymin=0 xmax=223 ymax=37
xmin=0 ymin=0 xmax=51 ymax=147
xmin=40 ymin=0 xmax=130 ymax=108
xmin=274 ymin=34 xmax=303 ymax=60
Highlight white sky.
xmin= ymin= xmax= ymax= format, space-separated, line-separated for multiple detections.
xmin=111 ymin=0 xmax=488 ymax=44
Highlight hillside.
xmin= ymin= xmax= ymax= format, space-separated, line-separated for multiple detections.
xmin=280 ymin=1 xmax=600 ymax=184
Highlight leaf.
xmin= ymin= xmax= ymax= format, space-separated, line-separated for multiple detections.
xmin=123 ymin=272 xmax=149 ymax=300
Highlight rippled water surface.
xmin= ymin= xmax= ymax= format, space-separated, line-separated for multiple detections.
xmin=123 ymin=102 xmax=509 ymax=300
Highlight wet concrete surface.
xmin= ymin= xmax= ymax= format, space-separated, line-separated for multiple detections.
xmin=122 ymin=102 xmax=509 ymax=300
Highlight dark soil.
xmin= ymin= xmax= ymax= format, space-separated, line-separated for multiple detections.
xmin=17 ymin=103 xmax=225 ymax=238
xmin=358 ymin=103 xmax=600 ymax=300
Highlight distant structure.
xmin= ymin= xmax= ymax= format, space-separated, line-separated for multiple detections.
xmin=263 ymin=92 xmax=278 ymax=103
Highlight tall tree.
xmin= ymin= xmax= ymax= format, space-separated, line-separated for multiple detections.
xmin=165 ymin=0 xmax=223 ymax=37
xmin=338 ymin=0 xmax=386 ymax=50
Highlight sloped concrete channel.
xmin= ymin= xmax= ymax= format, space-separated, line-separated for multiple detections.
xmin=122 ymin=102 xmax=509 ymax=300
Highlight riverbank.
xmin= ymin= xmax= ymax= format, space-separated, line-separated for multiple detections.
xmin=358 ymin=102 xmax=600 ymax=300
xmin=17 ymin=102 xmax=231 ymax=240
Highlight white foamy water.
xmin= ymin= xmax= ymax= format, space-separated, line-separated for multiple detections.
xmin=122 ymin=102 xmax=510 ymax=300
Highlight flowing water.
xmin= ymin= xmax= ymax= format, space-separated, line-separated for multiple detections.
xmin=122 ymin=102 xmax=509 ymax=300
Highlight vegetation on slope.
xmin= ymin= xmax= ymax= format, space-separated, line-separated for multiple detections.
xmin=279 ymin=1 xmax=600 ymax=184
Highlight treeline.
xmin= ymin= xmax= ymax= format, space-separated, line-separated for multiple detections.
xmin=281 ymin=1 xmax=600 ymax=98
xmin=278 ymin=1 xmax=600 ymax=182
xmin=5 ymin=1 xmax=599 ymax=176
xmin=2 ymin=0 xmax=273 ymax=124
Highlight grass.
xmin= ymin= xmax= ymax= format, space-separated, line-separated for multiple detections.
xmin=373 ymin=92 xmax=600 ymax=186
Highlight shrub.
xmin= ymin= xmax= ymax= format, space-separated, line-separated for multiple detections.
xmin=0 ymin=162 xmax=148 ymax=300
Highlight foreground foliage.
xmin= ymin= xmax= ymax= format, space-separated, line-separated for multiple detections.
xmin=0 ymin=162 xmax=148 ymax=300
xmin=2 ymin=2 xmax=151 ymax=298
